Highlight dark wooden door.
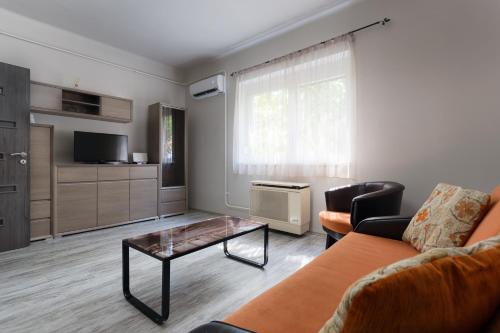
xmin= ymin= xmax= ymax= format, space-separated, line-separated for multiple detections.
xmin=0 ymin=62 xmax=30 ymax=252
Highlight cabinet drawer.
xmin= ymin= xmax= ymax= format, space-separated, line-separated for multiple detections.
xmin=58 ymin=167 xmax=97 ymax=183
xmin=130 ymin=166 xmax=157 ymax=179
xmin=98 ymin=181 xmax=130 ymax=226
xmin=101 ymin=96 xmax=132 ymax=121
xmin=31 ymin=200 xmax=51 ymax=219
xmin=159 ymin=201 xmax=186 ymax=216
xmin=130 ymin=179 xmax=158 ymax=220
xmin=160 ymin=187 xmax=186 ymax=203
xmin=57 ymin=182 xmax=97 ymax=233
xmin=98 ymin=167 xmax=129 ymax=181
xmin=31 ymin=218 xmax=51 ymax=239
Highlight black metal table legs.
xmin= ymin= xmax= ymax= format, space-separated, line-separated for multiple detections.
xmin=122 ymin=225 xmax=269 ymax=324
xmin=122 ymin=241 xmax=170 ymax=324
xmin=223 ymin=225 xmax=269 ymax=268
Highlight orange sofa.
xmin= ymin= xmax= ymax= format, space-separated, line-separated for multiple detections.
xmin=191 ymin=186 xmax=500 ymax=333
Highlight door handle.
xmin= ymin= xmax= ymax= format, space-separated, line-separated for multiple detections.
xmin=10 ymin=152 xmax=28 ymax=158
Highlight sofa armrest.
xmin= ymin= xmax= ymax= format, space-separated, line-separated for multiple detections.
xmin=189 ymin=321 xmax=255 ymax=333
xmin=354 ymin=216 xmax=412 ymax=240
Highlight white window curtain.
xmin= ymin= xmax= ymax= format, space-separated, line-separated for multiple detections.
xmin=233 ymin=35 xmax=356 ymax=178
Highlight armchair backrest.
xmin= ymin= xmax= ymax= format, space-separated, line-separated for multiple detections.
xmin=325 ymin=184 xmax=364 ymax=212
xmin=350 ymin=181 xmax=405 ymax=229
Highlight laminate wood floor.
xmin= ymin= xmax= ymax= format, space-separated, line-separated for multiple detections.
xmin=0 ymin=211 xmax=324 ymax=333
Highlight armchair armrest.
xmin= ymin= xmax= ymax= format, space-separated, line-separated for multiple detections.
xmin=354 ymin=216 xmax=412 ymax=240
xmin=189 ymin=321 xmax=255 ymax=333
xmin=325 ymin=184 xmax=364 ymax=212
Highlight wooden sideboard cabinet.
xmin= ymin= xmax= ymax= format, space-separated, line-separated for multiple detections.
xmin=30 ymin=124 xmax=54 ymax=240
xmin=55 ymin=164 xmax=158 ymax=235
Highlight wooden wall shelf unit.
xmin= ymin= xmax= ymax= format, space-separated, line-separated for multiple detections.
xmin=55 ymin=164 xmax=159 ymax=235
xmin=30 ymin=124 xmax=54 ymax=241
xmin=148 ymin=103 xmax=188 ymax=217
xmin=30 ymin=81 xmax=133 ymax=123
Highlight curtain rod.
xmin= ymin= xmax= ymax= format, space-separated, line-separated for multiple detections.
xmin=230 ymin=17 xmax=390 ymax=77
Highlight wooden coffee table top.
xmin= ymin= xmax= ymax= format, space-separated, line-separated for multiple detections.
xmin=124 ymin=216 xmax=266 ymax=260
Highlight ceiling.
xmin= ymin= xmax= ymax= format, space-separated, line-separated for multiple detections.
xmin=0 ymin=0 xmax=350 ymax=68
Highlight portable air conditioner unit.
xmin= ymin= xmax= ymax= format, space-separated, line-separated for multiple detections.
xmin=249 ymin=180 xmax=311 ymax=235
xmin=189 ymin=74 xmax=225 ymax=99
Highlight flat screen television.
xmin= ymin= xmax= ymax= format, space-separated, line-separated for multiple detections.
xmin=74 ymin=131 xmax=128 ymax=163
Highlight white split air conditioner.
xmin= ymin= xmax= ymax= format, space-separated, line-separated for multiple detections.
xmin=189 ymin=74 xmax=225 ymax=99
xmin=250 ymin=180 xmax=311 ymax=235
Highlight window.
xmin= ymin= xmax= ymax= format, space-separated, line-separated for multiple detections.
xmin=233 ymin=36 xmax=356 ymax=178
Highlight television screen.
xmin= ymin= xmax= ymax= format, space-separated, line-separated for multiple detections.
xmin=74 ymin=131 xmax=128 ymax=163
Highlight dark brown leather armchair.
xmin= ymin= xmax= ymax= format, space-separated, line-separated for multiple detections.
xmin=319 ymin=181 xmax=405 ymax=248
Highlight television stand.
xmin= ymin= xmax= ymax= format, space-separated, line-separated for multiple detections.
xmin=55 ymin=164 xmax=159 ymax=235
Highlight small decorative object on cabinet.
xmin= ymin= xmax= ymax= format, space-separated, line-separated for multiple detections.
xmin=148 ymin=103 xmax=187 ymax=217
xmin=30 ymin=81 xmax=132 ymax=123
xmin=132 ymin=152 xmax=148 ymax=164
xmin=30 ymin=124 xmax=54 ymax=240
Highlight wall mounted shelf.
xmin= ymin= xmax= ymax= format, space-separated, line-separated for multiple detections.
xmin=30 ymin=81 xmax=133 ymax=123
xmin=61 ymin=99 xmax=100 ymax=107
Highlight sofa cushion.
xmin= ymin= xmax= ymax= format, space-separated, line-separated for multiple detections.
xmin=223 ymin=233 xmax=418 ymax=333
xmin=466 ymin=185 xmax=500 ymax=245
xmin=320 ymin=236 xmax=500 ymax=333
xmin=319 ymin=211 xmax=352 ymax=234
xmin=403 ymin=183 xmax=489 ymax=252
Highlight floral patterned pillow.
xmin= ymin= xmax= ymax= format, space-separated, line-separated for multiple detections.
xmin=402 ymin=183 xmax=490 ymax=252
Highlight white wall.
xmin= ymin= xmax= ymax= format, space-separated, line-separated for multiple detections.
xmin=0 ymin=8 xmax=186 ymax=162
xmin=186 ymin=0 xmax=500 ymax=233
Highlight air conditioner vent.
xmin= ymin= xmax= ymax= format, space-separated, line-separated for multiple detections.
xmin=193 ymin=88 xmax=219 ymax=98
xmin=189 ymin=74 xmax=225 ymax=100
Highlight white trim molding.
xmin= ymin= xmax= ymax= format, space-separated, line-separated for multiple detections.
xmin=215 ymin=0 xmax=353 ymax=60
xmin=0 ymin=29 xmax=187 ymax=86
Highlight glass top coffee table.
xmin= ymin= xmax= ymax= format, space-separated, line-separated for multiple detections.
xmin=122 ymin=216 xmax=269 ymax=324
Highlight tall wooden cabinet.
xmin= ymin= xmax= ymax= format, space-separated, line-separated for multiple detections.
xmin=30 ymin=124 xmax=53 ymax=240
xmin=148 ymin=103 xmax=187 ymax=217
